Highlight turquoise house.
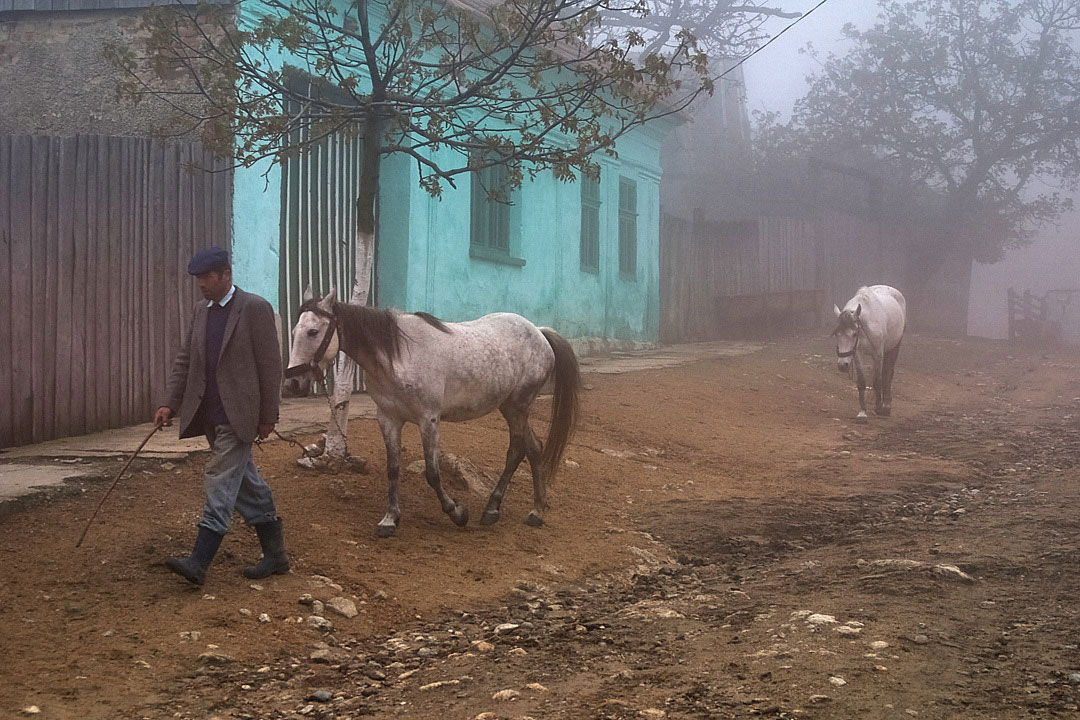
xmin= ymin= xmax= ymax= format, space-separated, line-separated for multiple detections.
xmin=226 ymin=5 xmax=673 ymax=350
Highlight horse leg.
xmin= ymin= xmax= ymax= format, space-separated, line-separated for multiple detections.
xmin=481 ymin=406 xmax=528 ymax=526
xmin=854 ymin=365 xmax=869 ymax=424
xmin=873 ymin=356 xmax=886 ymax=415
xmin=419 ymin=417 xmax=469 ymax=528
xmin=522 ymin=424 xmax=546 ymax=527
xmin=881 ymin=343 xmax=901 ymax=416
xmin=376 ymin=414 xmax=403 ymax=538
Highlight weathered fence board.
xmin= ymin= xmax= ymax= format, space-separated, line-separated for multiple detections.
xmin=10 ymin=136 xmax=34 ymax=446
xmin=660 ymin=208 xmax=908 ymax=343
xmin=31 ymin=135 xmax=50 ymax=442
xmin=0 ymin=136 xmax=11 ymax=447
xmin=93 ymin=136 xmax=110 ymax=430
xmin=0 ymin=134 xmax=232 ymax=448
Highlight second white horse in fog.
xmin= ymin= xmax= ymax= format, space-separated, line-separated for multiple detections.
xmin=832 ymin=285 xmax=906 ymax=424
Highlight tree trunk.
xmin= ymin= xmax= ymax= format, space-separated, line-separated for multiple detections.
xmin=904 ymin=205 xmax=976 ymax=337
xmin=322 ymin=112 xmax=382 ymax=460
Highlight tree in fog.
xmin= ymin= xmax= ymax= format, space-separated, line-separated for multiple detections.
xmin=107 ymin=0 xmax=710 ymax=462
xmin=756 ymin=0 xmax=1080 ymax=264
xmin=590 ymin=0 xmax=801 ymax=57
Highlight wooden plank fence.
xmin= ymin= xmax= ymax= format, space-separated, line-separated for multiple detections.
xmin=0 ymin=134 xmax=232 ymax=448
xmin=660 ymin=208 xmax=906 ymax=343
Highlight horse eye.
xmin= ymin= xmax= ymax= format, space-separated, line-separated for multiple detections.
xmin=307 ymin=328 xmax=320 ymax=338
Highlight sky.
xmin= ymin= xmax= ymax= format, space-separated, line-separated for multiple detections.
xmin=740 ymin=0 xmax=882 ymax=119
xmin=734 ymin=0 xmax=1080 ymax=340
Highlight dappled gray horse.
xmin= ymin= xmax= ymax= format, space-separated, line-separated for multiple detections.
xmin=283 ymin=289 xmax=581 ymax=537
xmin=832 ymin=285 xmax=907 ymax=424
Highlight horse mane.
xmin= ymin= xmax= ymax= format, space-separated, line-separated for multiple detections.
xmin=837 ymin=309 xmax=859 ymax=330
xmin=413 ymin=311 xmax=452 ymax=333
xmin=329 ymin=304 xmax=453 ymax=367
xmin=333 ymin=302 xmax=405 ymax=366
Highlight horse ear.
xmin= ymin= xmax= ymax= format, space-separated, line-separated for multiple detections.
xmin=855 ymin=304 xmax=862 ymax=318
xmin=833 ymin=304 xmax=841 ymax=318
xmin=302 ymin=285 xmax=314 ymax=302
xmin=320 ymin=287 xmax=337 ymax=309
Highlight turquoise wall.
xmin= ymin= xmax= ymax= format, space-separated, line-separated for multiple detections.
xmin=231 ymin=156 xmax=281 ymax=304
xmin=228 ymin=2 xmax=671 ymax=342
xmin=384 ymin=122 xmax=668 ymax=342
xmin=228 ymin=10 xmax=292 ymax=309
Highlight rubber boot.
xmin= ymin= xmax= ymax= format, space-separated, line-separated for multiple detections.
xmin=165 ymin=526 xmax=224 ymax=586
xmin=243 ymin=519 xmax=290 ymax=579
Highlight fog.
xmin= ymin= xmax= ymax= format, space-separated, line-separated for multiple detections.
xmin=968 ymin=208 xmax=1080 ymax=340
xmin=740 ymin=0 xmax=879 ymax=121
xmin=737 ymin=0 xmax=1080 ymax=341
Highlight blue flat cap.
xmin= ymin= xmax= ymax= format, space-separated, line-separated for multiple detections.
xmin=187 ymin=246 xmax=230 ymax=275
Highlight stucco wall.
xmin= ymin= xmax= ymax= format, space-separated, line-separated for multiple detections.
xmin=231 ymin=156 xmax=281 ymax=302
xmin=226 ymin=13 xmax=290 ymax=308
xmin=0 ymin=9 xmax=185 ymax=136
xmin=228 ymin=1 xmax=671 ymax=343
xmin=394 ymin=128 xmax=666 ymax=342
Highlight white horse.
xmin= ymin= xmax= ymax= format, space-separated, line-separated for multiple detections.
xmin=832 ymin=285 xmax=906 ymax=424
xmin=282 ymin=289 xmax=581 ymax=537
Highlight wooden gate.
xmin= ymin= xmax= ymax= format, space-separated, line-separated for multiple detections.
xmin=0 ymin=134 xmax=232 ymax=448
xmin=1007 ymin=287 xmax=1050 ymax=341
xmin=277 ymin=99 xmax=367 ymax=390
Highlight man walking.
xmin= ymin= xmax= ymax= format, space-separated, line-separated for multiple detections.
xmin=154 ymin=247 xmax=289 ymax=585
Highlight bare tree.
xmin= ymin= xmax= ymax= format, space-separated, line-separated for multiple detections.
xmin=108 ymin=0 xmax=710 ymax=463
xmin=591 ymin=0 xmax=800 ymax=58
xmin=755 ymin=0 xmax=1080 ymax=265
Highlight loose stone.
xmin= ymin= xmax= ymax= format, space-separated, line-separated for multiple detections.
xmin=327 ymin=597 xmax=359 ymax=619
xmin=305 ymin=616 xmax=334 ymax=632
xmin=307 ymin=689 xmax=333 ymax=703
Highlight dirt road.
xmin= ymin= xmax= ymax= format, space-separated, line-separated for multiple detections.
xmin=2 ymin=334 xmax=1080 ymax=719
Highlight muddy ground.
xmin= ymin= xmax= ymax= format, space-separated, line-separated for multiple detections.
xmin=2 ymin=334 xmax=1080 ymax=720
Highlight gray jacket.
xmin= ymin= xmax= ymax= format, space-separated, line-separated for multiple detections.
xmin=164 ymin=287 xmax=281 ymax=444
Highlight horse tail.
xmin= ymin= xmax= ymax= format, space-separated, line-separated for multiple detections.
xmin=539 ymin=328 xmax=581 ymax=483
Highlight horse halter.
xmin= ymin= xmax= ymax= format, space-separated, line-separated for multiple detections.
xmin=836 ymin=317 xmax=861 ymax=358
xmin=284 ymin=300 xmax=338 ymax=382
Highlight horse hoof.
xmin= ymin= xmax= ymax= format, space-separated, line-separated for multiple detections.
xmin=524 ymin=511 xmax=544 ymax=527
xmin=450 ymin=506 xmax=469 ymax=527
xmin=878 ymin=408 xmax=891 ymax=417
xmin=854 ymin=414 xmax=869 ymax=425
xmin=480 ymin=510 xmax=500 ymax=525
xmin=375 ymin=523 xmax=397 ymax=538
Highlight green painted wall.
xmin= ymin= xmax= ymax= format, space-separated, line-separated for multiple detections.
xmin=226 ymin=12 xmax=292 ymax=308
xmin=228 ymin=2 xmax=672 ymax=343
xmin=231 ymin=156 xmax=281 ymax=304
xmin=386 ymin=125 xmax=668 ymax=342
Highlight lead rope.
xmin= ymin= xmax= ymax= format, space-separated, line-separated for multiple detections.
xmin=269 ymin=302 xmax=352 ymax=459
xmin=256 ymin=357 xmax=352 ymax=459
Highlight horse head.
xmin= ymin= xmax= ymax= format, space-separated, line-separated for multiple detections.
xmin=282 ymin=287 xmax=340 ymax=398
xmin=832 ymin=303 xmax=861 ymax=373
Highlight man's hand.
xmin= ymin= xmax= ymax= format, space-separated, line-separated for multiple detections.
xmin=154 ymin=406 xmax=174 ymax=427
xmin=257 ymin=423 xmax=275 ymax=440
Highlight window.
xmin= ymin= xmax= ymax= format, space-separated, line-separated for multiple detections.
xmin=470 ymin=159 xmax=523 ymax=266
xmin=579 ymin=175 xmax=601 ymax=273
xmin=618 ymin=176 xmax=637 ymax=277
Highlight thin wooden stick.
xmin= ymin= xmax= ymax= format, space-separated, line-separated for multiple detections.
xmin=75 ymin=421 xmax=162 ymax=547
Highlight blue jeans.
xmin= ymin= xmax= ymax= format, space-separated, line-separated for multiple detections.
xmin=197 ymin=424 xmax=279 ymax=535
